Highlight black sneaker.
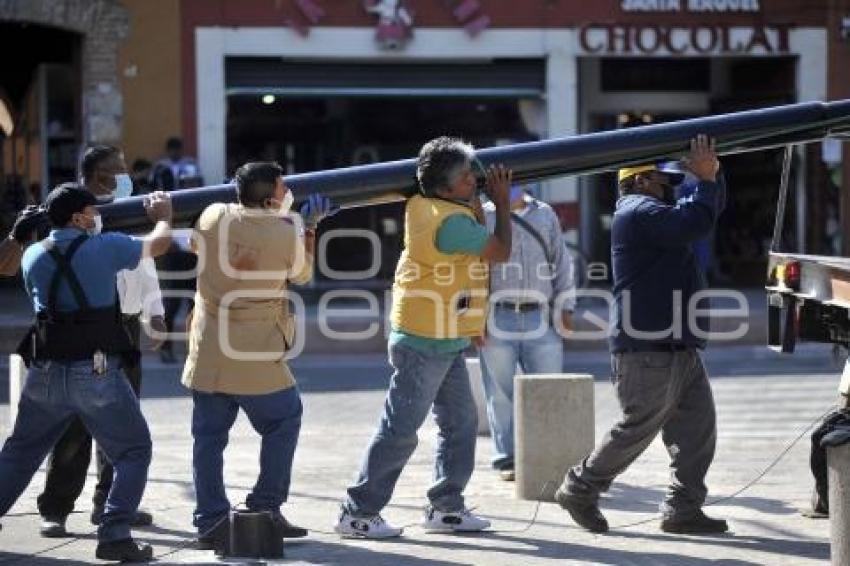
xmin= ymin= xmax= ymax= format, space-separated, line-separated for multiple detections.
xmin=95 ymin=538 xmax=153 ymax=562
xmin=39 ymin=516 xmax=68 ymax=538
xmin=197 ymin=517 xmax=230 ymax=554
xmin=660 ymin=509 xmax=728 ymax=534
xmin=91 ymin=506 xmax=154 ymax=527
xmin=555 ymin=487 xmax=609 ymax=533
xmin=271 ymin=513 xmax=308 ymax=538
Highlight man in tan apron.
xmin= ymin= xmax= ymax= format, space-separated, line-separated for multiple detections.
xmin=181 ymin=161 xmax=333 ymax=551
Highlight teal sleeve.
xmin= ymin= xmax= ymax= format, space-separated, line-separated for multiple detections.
xmin=435 ymin=214 xmax=489 ymax=256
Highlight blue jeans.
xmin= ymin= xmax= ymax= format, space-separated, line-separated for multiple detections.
xmin=0 ymin=360 xmax=151 ymax=542
xmin=346 ymin=343 xmax=478 ymax=516
xmin=191 ymin=387 xmax=302 ymax=533
xmin=479 ymin=306 xmax=564 ymax=470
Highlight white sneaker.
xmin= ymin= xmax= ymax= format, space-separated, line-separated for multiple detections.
xmin=422 ymin=506 xmax=491 ymax=533
xmin=335 ymin=507 xmax=403 ymax=539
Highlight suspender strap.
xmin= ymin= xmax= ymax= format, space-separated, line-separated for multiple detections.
xmin=45 ymin=235 xmax=91 ymax=314
xmin=510 ymin=211 xmax=554 ymax=269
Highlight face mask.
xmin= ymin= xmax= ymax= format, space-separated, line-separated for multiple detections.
xmin=89 ymin=214 xmax=103 ymax=236
xmin=114 ymin=174 xmax=133 ymax=200
xmin=660 ymin=183 xmax=676 ymax=205
xmin=270 ymin=190 xmax=294 ymax=215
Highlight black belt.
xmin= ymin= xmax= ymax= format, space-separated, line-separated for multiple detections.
xmin=617 ymin=344 xmax=693 ymax=353
xmin=496 ymin=301 xmax=544 ymax=313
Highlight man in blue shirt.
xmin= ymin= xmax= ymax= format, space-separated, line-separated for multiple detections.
xmin=0 ymin=184 xmax=173 ymax=562
xmin=555 ymin=135 xmax=729 ymax=535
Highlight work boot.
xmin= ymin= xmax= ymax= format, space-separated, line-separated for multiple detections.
xmin=271 ymin=513 xmax=308 ymax=538
xmin=801 ymin=489 xmax=829 ymax=519
xmin=91 ymin=505 xmax=154 ymax=527
xmin=197 ymin=516 xmax=230 ymax=554
xmin=555 ymin=487 xmax=609 ymax=533
xmin=95 ymin=538 xmax=153 ymax=562
xmin=660 ymin=509 xmax=728 ymax=534
xmin=39 ymin=516 xmax=68 ymax=538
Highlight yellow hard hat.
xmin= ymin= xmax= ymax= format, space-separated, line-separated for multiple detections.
xmin=617 ymin=164 xmax=658 ymax=183
xmin=617 ymin=162 xmax=685 ymax=184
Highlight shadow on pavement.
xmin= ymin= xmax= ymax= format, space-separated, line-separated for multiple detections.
xmin=0 ymin=554 xmax=90 ymax=565
xmin=601 ymin=484 xmax=800 ymax=517
xmin=606 ymin=529 xmax=830 ymax=562
xmin=376 ymin=532 xmax=762 ymax=566
xmin=285 ymin=539 xmax=457 ymax=565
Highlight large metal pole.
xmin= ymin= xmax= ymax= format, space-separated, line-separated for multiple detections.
xmin=5 ymin=100 xmax=848 ymax=235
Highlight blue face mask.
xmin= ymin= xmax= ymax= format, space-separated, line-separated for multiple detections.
xmin=509 ymin=186 xmax=524 ymax=203
xmin=114 ymin=174 xmax=133 ymax=200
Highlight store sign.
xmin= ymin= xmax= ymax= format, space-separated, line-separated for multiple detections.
xmin=621 ymin=0 xmax=760 ymax=12
xmin=579 ymin=24 xmax=791 ymax=55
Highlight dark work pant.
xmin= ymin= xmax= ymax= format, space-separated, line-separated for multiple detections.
xmin=37 ymin=315 xmax=143 ymax=519
xmin=562 ymin=349 xmax=717 ymax=518
xmin=157 ymin=250 xmax=196 ymax=354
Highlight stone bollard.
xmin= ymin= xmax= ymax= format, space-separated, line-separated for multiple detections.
xmin=515 ymin=373 xmax=595 ymax=502
xmin=464 ymin=358 xmax=491 ymax=436
xmin=9 ymin=354 xmax=26 ymax=427
xmin=829 ymin=443 xmax=850 ymax=566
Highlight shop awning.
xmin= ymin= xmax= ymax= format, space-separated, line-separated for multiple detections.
xmin=225 ymin=58 xmax=545 ymax=99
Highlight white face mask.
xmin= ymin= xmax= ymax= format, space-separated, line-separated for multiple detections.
xmin=76 ymin=212 xmax=102 ymax=235
xmin=271 ymin=190 xmax=294 ymax=216
xmin=114 ymin=174 xmax=133 ymax=200
xmin=88 ymin=214 xmax=103 ymax=236
xmin=89 ymin=214 xmax=103 ymax=236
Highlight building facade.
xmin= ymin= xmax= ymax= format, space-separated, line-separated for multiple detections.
xmin=1 ymin=0 xmax=849 ymax=283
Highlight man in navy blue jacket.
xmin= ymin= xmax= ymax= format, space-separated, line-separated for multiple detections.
xmin=556 ymin=135 xmax=728 ymax=535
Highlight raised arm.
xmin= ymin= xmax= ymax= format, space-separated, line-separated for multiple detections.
xmin=140 ymin=191 xmax=173 ymax=259
xmin=479 ymin=165 xmax=513 ymax=263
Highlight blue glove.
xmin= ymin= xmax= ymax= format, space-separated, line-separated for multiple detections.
xmin=299 ymin=194 xmax=336 ymax=228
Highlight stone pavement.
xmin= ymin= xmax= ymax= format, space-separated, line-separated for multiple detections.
xmin=0 ymin=344 xmax=842 ymax=565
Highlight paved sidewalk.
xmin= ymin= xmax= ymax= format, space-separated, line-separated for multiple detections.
xmin=0 ymin=345 xmax=840 ymax=565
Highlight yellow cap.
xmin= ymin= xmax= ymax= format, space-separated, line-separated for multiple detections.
xmin=617 ymin=164 xmax=657 ymax=183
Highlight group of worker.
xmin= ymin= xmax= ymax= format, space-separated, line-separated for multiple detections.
xmin=0 ymin=133 xmax=727 ymax=562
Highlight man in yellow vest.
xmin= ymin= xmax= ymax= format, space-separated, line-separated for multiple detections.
xmin=336 ymin=137 xmax=513 ymax=538
xmin=181 ymin=162 xmax=334 ymax=552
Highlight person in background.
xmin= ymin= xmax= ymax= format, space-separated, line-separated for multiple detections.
xmin=151 ymin=138 xmax=200 ymax=363
xmin=151 ymin=137 xmax=203 ymax=191
xmin=479 ymin=183 xmax=576 ymax=481
xmin=131 ymin=159 xmax=154 ymax=196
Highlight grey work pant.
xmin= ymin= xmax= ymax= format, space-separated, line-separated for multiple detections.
xmin=563 ymin=348 xmax=717 ymax=518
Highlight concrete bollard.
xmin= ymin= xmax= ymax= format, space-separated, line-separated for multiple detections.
xmin=9 ymin=354 xmax=26 ymax=427
xmin=515 ymin=373 xmax=595 ymax=502
xmin=464 ymin=358 xmax=491 ymax=436
xmin=829 ymin=443 xmax=850 ymax=566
